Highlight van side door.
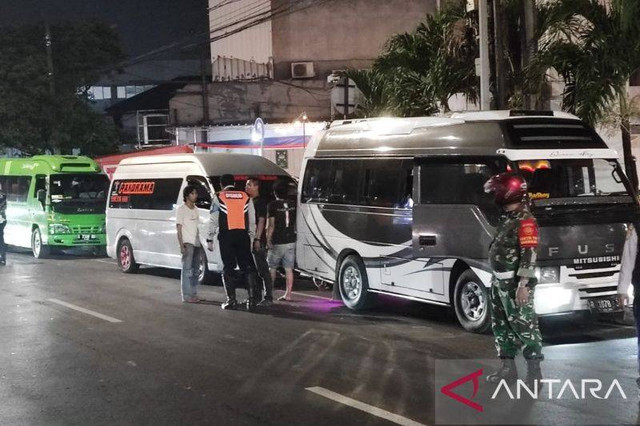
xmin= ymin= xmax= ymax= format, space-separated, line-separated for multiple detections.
xmin=413 ymin=157 xmax=504 ymax=278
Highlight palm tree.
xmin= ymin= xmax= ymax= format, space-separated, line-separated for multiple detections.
xmin=342 ymin=1 xmax=478 ymax=117
xmin=527 ymin=0 xmax=640 ymax=186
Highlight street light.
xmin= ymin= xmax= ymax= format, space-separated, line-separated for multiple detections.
xmin=295 ymin=111 xmax=309 ymax=148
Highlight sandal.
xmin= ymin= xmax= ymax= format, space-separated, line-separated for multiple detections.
xmin=278 ymin=295 xmax=293 ymax=302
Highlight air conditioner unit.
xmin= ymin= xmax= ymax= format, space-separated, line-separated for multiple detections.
xmin=291 ymin=62 xmax=315 ymax=79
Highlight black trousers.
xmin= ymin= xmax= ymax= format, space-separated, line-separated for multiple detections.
xmin=253 ymin=247 xmax=273 ymax=301
xmin=218 ymin=230 xmax=256 ymax=276
xmin=0 ymin=221 xmax=5 ymax=261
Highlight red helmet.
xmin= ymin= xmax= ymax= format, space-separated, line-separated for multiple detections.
xmin=484 ymin=172 xmax=528 ymax=205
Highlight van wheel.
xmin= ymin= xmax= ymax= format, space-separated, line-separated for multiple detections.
xmin=453 ymin=270 xmax=492 ymax=334
xmin=117 ymin=238 xmax=138 ymax=273
xmin=31 ymin=228 xmax=50 ymax=259
xmin=338 ymin=255 xmax=372 ymax=310
xmin=196 ymin=247 xmax=213 ymax=285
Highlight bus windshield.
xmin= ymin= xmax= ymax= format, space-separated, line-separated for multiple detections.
xmin=50 ymin=174 xmax=109 ymax=214
xmin=517 ymin=159 xmax=633 ymax=205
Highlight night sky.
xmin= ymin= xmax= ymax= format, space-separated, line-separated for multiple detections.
xmin=0 ymin=0 xmax=209 ymax=59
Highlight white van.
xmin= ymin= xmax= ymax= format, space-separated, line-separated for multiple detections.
xmin=106 ymin=153 xmax=293 ymax=284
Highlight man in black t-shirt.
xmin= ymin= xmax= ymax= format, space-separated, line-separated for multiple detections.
xmin=245 ymin=177 xmax=273 ymax=305
xmin=266 ymin=180 xmax=297 ymax=301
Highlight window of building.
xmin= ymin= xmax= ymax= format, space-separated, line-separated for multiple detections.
xmin=117 ymin=86 xmax=126 ymax=99
xmin=88 ymin=86 xmax=112 ymax=100
xmin=631 ymin=69 xmax=640 ymax=87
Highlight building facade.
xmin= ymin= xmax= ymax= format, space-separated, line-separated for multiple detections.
xmin=170 ymin=0 xmax=437 ymax=176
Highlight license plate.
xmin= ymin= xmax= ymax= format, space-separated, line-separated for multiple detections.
xmin=587 ymin=296 xmax=622 ymax=314
xmin=78 ymin=234 xmax=96 ymax=241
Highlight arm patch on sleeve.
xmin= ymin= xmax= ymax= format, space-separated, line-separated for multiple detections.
xmin=518 ymin=218 xmax=539 ymax=248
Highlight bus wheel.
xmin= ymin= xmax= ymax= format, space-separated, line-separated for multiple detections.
xmin=338 ymin=255 xmax=372 ymax=310
xmin=31 ymin=228 xmax=50 ymax=259
xmin=117 ymin=238 xmax=138 ymax=273
xmin=196 ymin=248 xmax=213 ymax=286
xmin=453 ymin=270 xmax=492 ymax=334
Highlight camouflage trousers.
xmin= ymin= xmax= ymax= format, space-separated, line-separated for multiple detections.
xmin=491 ymin=282 xmax=544 ymax=360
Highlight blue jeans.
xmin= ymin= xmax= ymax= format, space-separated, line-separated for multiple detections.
xmin=181 ymin=244 xmax=200 ymax=301
xmin=634 ymin=293 xmax=640 ymax=375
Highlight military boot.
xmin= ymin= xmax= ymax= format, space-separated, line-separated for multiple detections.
xmin=245 ymin=272 xmax=260 ymax=312
xmin=486 ymin=358 xmax=518 ymax=384
xmin=221 ymin=272 xmax=238 ymax=310
xmin=525 ymin=359 xmax=543 ymax=391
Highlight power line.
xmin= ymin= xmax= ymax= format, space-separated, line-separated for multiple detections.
xmin=112 ymin=0 xmax=333 ymax=72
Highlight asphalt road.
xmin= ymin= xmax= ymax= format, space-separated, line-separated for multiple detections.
xmin=0 ymin=249 xmax=638 ymax=426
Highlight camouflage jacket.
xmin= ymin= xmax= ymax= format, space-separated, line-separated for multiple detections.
xmin=488 ymin=206 xmax=538 ymax=289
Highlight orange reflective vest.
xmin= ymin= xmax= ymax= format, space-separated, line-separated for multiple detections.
xmin=217 ymin=190 xmax=250 ymax=232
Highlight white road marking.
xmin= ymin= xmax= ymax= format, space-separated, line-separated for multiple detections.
xmin=291 ymin=291 xmax=333 ymax=301
xmin=47 ymin=298 xmax=123 ymax=323
xmin=305 ymin=387 xmax=427 ymax=426
xmin=93 ymin=259 xmax=116 ymax=265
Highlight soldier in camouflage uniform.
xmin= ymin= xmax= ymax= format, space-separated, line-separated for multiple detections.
xmin=484 ymin=172 xmax=543 ymax=388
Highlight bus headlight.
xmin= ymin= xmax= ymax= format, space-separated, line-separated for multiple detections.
xmin=49 ymin=224 xmax=71 ymax=234
xmin=535 ymin=267 xmax=559 ymax=284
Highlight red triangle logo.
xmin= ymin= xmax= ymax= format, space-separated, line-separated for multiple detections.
xmin=440 ymin=368 xmax=484 ymax=412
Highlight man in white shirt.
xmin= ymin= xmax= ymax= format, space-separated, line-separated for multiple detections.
xmin=617 ymin=223 xmax=640 ymax=394
xmin=177 ymin=185 xmax=202 ymax=303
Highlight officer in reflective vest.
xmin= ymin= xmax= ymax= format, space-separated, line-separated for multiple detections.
xmin=484 ymin=172 xmax=544 ymax=389
xmin=207 ymin=174 xmax=260 ymax=311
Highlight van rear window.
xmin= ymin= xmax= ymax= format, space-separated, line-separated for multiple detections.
xmin=109 ymin=178 xmax=182 ymax=210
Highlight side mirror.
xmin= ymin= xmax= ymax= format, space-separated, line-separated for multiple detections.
xmin=36 ymin=189 xmax=46 ymax=206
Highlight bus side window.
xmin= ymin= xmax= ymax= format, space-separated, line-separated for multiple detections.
xmin=34 ymin=175 xmax=46 ymax=197
xmin=187 ymin=176 xmax=212 ymax=210
xmin=302 ymin=160 xmax=332 ymax=203
xmin=328 ymin=160 xmax=361 ymax=205
xmin=361 ymin=159 xmax=403 ymax=208
xmin=15 ymin=177 xmax=31 ymax=203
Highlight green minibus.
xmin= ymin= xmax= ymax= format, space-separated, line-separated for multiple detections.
xmin=0 ymin=155 xmax=109 ymax=258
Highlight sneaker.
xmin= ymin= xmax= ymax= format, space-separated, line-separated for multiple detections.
xmin=221 ymin=300 xmax=238 ymax=310
xmin=257 ymin=299 xmax=273 ymax=307
xmin=183 ymin=297 xmax=199 ymax=304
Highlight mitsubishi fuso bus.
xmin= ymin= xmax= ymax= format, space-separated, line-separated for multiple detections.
xmin=106 ymin=153 xmax=293 ymax=285
xmin=0 ymin=155 xmax=109 ymax=258
xmin=296 ymin=111 xmax=640 ymax=333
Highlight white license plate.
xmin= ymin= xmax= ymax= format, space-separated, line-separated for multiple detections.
xmin=587 ymin=297 xmax=622 ymax=314
xmin=78 ymin=234 xmax=96 ymax=241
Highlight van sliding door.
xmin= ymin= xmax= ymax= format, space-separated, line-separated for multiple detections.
xmin=413 ymin=157 xmax=505 ymax=277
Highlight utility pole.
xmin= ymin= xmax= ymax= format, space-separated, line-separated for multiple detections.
xmin=478 ymin=0 xmax=491 ymax=110
xmin=200 ymin=3 xmax=210 ymax=147
xmin=44 ymin=21 xmax=55 ymax=97
xmin=44 ymin=20 xmax=60 ymax=154
xmin=200 ymin=48 xmax=210 ymax=146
